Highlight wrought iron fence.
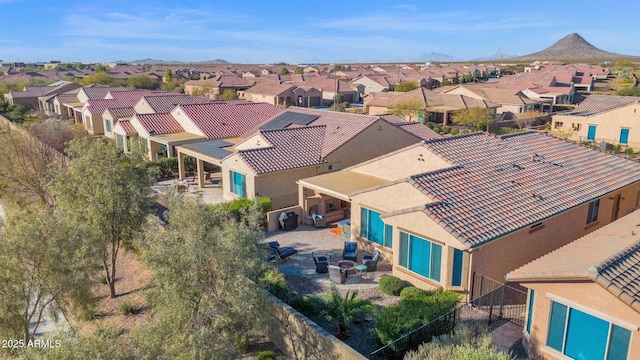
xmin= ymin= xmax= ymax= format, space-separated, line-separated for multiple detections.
xmin=470 ymin=273 xmax=528 ymax=328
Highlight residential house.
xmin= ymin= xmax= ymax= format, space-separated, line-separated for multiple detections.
xmin=4 ymin=81 xmax=81 ymax=112
xmin=506 ymin=210 xmax=640 ymax=360
xmin=297 ymin=131 xmax=640 ymax=298
xmin=239 ymin=81 xmax=297 ymax=106
xmin=222 ymin=107 xmax=439 ymax=210
xmin=441 ymin=83 xmax=541 ymax=114
xmin=552 ymin=95 xmax=640 ymax=148
xmin=184 ymin=75 xmax=255 ymax=99
xmin=365 ymin=87 xmax=498 ymax=124
xmin=102 ymin=107 xmax=137 ymax=139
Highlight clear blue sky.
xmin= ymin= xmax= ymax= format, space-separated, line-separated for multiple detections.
xmin=0 ymin=0 xmax=636 ymax=64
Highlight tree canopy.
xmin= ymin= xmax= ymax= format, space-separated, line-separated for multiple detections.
xmin=388 ymin=98 xmax=428 ymax=122
xmin=127 ymin=74 xmax=159 ymax=89
xmin=451 ymin=107 xmax=494 ymax=131
xmin=220 ymin=89 xmax=238 ymax=100
xmin=48 ymin=137 xmax=153 ymax=298
xmin=394 ymin=81 xmax=419 ymax=92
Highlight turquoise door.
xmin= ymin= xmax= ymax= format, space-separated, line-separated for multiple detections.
xmin=620 ymin=128 xmax=630 ymax=145
xmin=587 ymin=125 xmax=597 ymax=141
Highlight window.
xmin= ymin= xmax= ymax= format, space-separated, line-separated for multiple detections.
xmin=554 ymin=121 xmax=564 ymax=129
xmin=526 ymin=290 xmax=535 ymax=334
xmin=105 ymin=119 xmax=112 ymax=132
xmin=360 ymin=207 xmax=393 ymax=248
xmin=572 ymin=123 xmax=582 ymax=131
xmin=620 ymin=128 xmax=630 ymax=145
xmin=587 ymin=199 xmax=600 ymax=224
xmin=451 ymin=249 xmax=463 ymax=287
xmin=115 ymin=134 xmax=124 ymax=150
xmin=546 ymin=301 xmax=631 ymax=360
xmin=399 ymin=232 xmax=442 ymax=282
xmin=230 ymin=171 xmax=246 ymax=197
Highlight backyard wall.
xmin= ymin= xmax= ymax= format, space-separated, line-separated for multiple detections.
xmin=266 ymin=205 xmax=302 ymax=232
xmin=264 ymin=292 xmax=366 ymax=360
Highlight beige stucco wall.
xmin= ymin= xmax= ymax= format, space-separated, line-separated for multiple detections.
xmin=350 ymin=145 xmax=452 ymax=181
xmin=352 ymin=77 xmax=387 ymax=94
xmin=472 ymin=184 xmax=640 ymax=283
xmin=325 ymin=119 xmax=421 ymax=168
xmin=234 ymin=133 xmax=271 ymax=150
xmin=170 ymin=107 xmax=206 ymax=137
xmin=366 ymin=105 xmax=390 ymax=116
xmin=242 ymin=92 xmax=278 ymax=105
xmin=102 ymin=111 xmax=116 ymax=139
xmin=521 ymin=281 xmax=640 ymax=360
xmin=81 ymin=107 xmax=104 ymax=135
xmin=133 ymin=99 xmax=156 ymax=114
xmin=552 ymin=103 xmax=640 ymax=147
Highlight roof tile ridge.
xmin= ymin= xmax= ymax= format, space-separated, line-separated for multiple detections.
xmin=260 ymin=124 xmax=327 ymax=135
xmin=593 ymin=238 xmax=640 ymax=273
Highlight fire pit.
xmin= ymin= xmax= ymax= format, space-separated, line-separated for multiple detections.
xmin=336 ymin=260 xmax=356 ymax=276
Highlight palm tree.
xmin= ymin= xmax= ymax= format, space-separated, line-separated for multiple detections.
xmin=309 ymin=284 xmax=374 ymax=339
xmin=261 ymin=270 xmax=290 ymax=301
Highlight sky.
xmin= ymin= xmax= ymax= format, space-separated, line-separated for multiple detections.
xmin=0 ymin=0 xmax=637 ymax=64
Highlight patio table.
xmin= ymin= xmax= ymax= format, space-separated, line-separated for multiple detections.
xmin=325 ymin=250 xmax=336 ymax=263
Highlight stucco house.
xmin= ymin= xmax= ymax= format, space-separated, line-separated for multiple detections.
xmin=506 ymin=210 xmax=640 ymax=360
xmin=183 ymin=75 xmax=255 ymax=100
xmin=222 ymin=107 xmax=439 ymax=210
xmin=441 ymin=84 xmax=541 ymax=114
xmin=365 ymin=87 xmax=499 ymax=124
xmin=239 ymin=81 xmax=298 ymax=106
xmin=297 ymin=131 xmax=640 ymax=299
xmin=552 ymin=95 xmax=640 ymax=148
xmin=3 ymin=81 xmax=80 ymax=112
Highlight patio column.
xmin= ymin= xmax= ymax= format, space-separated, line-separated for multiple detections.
xmin=178 ymin=152 xmax=185 ymax=179
xmin=196 ymin=158 xmax=205 ymax=188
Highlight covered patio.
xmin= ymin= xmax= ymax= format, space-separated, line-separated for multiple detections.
xmin=147 ymin=131 xmax=207 ymax=160
xmin=297 ymin=170 xmax=389 ymax=229
xmin=175 ymin=138 xmax=241 ymax=189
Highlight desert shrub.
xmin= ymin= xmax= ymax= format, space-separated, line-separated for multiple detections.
xmin=613 ymin=144 xmax=623 ymax=153
xmin=433 ymin=126 xmax=441 ymax=133
xmin=257 ymin=350 xmax=277 ymax=360
xmin=207 ymin=197 xmax=271 ymax=227
xmin=119 ymin=300 xmax=139 ymax=316
xmin=379 ymin=275 xmax=407 ymax=296
xmin=450 ymin=128 xmax=459 ymax=135
xmin=290 ymin=296 xmax=315 ymax=316
xmin=375 ymin=290 xmax=460 ymax=345
xmin=400 ymin=286 xmax=432 ymax=301
xmin=627 ymin=147 xmax=634 ymax=155
xmin=261 ymin=270 xmax=290 ymax=301
xmin=157 ymin=157 xmax=178 ymax=177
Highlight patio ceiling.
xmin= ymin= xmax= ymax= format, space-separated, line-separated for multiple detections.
xmin=176 ymin=138 xmax=240 ymax=166
xmin=298 ymin=171 xmax=390 ymax=201
xmin=150 ymin=132 xmax=206 ymax=146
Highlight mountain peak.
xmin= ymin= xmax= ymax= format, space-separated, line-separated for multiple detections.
xmin=513 ymin=33 xmax=636 ymax=61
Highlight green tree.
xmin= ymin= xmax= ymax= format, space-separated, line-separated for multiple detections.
xmin=143 ymin=64 xmax=152 ymax=71
xmin=48 ymin=138 xmax=153 ymax=298
xmin=308 ymin=284 xmax=374 ymax=339
xmin=9 ymin=104 xmax=27 ymax=120
xmin=135 ymin=194 xmax=269 ymax=358
xmin=0 ymin=208 xmax=96 ymax=343
xmin=280 ymin=67 xmax=290 ymax=75
xmin=294 ymin=66 xmax=304 ymax=74
xmin=388 ymin=98 xmax=429 ymax=122
xmin=165 ymin=69 xmax=173 ymax=83
xmin=73 ymin=62 xmax=85 ymax=70
xmin=0 ymin=129 xmax=64 ymax=206
xmin=127 ymin=74 xmax=159 ymax=89
xmin=451 ymin=107 xmax=494 ymax=131
xmin=394 ymin=81 xmax=419 ymax=92
xmin=616 ymin=86 xmax=640 ymax=96
xmin=95 ymin=65 xmax=107 ymax=73
xmin=79 ymin=71 xmax=116 ymax=86
xmin=220 ymin=89 xmax=238 ymax=100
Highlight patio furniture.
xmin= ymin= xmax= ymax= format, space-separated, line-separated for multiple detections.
xmin=266 ymin=241 xmax=298 ymax=262
xmin=312 ymin=214 xmax=326 ymax=228
xmin=312 ymin=252 xmax=329 ymax=273
xmin=362 ymin=250 xmax=380 ymax=272
xmin=325 ymin=250 xmax=336 ymax=263
xmin=355 ymin=264 xmax=367 ymax=280
xmin=337 ymin=260 xmax=356 ymax=277
xmin=328 ymin=264 xmax=346 ymax=284
xmin=343 ymin=241 xmax=357 ymax=261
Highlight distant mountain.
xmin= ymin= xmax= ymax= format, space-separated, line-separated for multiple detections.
xmin=512 ymin=33 xmax=638 ymax=61
xmin=472 ymin=53 xmax=518 ymax=61
xmin=129 ymin=58 xmax=230 ymax=65
xmin=416 ymin=52 xmax=463 ymax=62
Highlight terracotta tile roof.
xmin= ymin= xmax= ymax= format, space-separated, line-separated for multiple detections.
xmin=82 ymin=86 xmax=129 ymax=100
xmin=409 ymin=131 xmax=640 ymax=248
xmin=244 ymin=81 xmax=296 ymax=96
xmin=141 ymin=95 xmax=210 ymax=113
xmin=237 ymin=108 xmax=425 ymax=174
xmin=367 ymin=87 xmax=499 ymax=110
xmin=566 ymin=95 xmax=640 ymax=116
xmin=177 ymin=102 xmax=283 ymax=139
xmin=115 ymin=119 xmax=137 ymax=135
xmin=238 ymin=126 xmax=326 ymax=174
xmin=104 ymin=107 xmax=136 ymax=119
xmin=85 ymin=99 xmax=119 ymax=115
xmin=506 ymin=210 xmax=640 ymax=313
xmin=397 ymin=123 xmax=441 ymax=140
xmin=55 ymin=93 xmax=79 ymax=103
xmin=134 ymin=113 xmax=184 ymax=135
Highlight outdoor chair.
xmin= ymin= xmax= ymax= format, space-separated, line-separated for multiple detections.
xmin=362 ymin=250 xmax=380 ymax=272
xmin=312 ymin=252 xmax=329 ymax=273
xmin=266 ymin=241 xmax=297 ymax=262
xmin=328 ymin=264 xmax=346 ymax=284
xmin=343 ymin=241 xmax=357 ymax=262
